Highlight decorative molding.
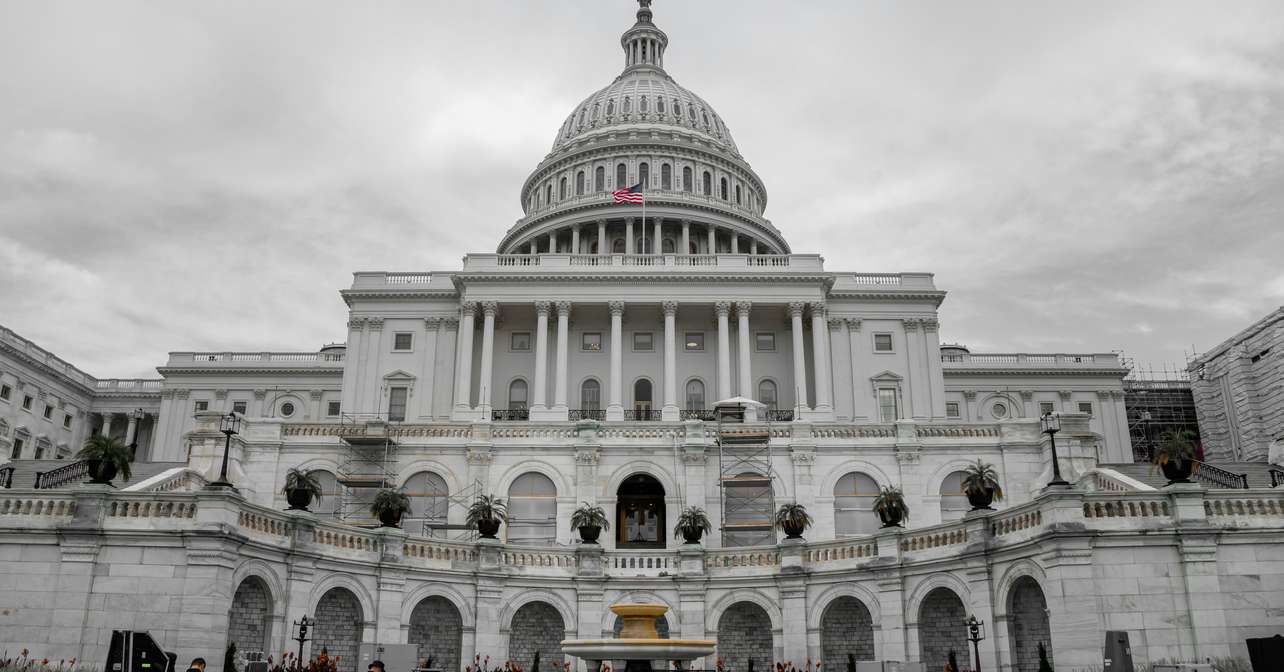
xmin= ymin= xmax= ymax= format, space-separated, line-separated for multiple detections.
xmin=894 ymin=449 xmax=920 ymax=465
xmin=555 ymin=300 xmax=573 ymax=318
xmin=847 ymin=318 xmax=862 ymax=331
xmin=827 ymin=317 xmax=845 ymax=330
xmin=1096 ymin=389 xmax=1113 ymax=399
xmin=466 ymin=448 xmax=493 ymax=466
xmin=214 ymin=389 xmax=228 ymax=401
xmin=663 ymin=300 xmax=680 ymax=316
xmin=787 ymin=301 xmax=806 ymax=319
xmin=713 ymin=301 xmax=730 ymax=317
xmin=962 ymin=389 xmax=977 ymax=400
xmin=254 ymin=389 xmax=266 ymax=401
xmin=608 ymin=300 xmax=626 ymax=317
xmin=309 ymin=389 xmax=324 ymax=400
xmin=574 ymin=448 xmax=600 ymax=466
xmin=460 ymin=301 xmax=479 ymax=318
xmin=366 ymin=317 xmax=385 ymax=331
xmin=901 ymin=318 xmax=921 ymax=331
xmin=174 ymin=389 xmax=190 ymax=400
xmin=921 ymin=318 xmax=940 ymax=333
xmin=441 ymin=317 xmax=460 ymax=329
xmin=534 ymin=301 xmax=552 ymax=317
xmin=808 ymin=301 xmax=827 ymax=317
xmin=1020 ymin=390 xmax=1034 ymax=400
xmin=347 ymin=316 xmax=366 ymax=331
xmin=1058 ymin=390 xmax=1073 ymax=400
xmin=480 ymin=301 xmax=499 ymax=317
xmin=424 ymin=317 xmax=441 ymax=328
xmin=734 ymin=300 xmax=752 ymax=318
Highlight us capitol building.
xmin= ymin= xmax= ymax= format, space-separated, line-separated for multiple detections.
xmin=2 ymin=3 xmax=1282 ymax=671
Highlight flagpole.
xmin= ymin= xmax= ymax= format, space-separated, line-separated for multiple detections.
xmin=641 ymin=179 xmax=647 ymax=255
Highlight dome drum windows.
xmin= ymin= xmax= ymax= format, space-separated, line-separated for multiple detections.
xmin=559 ymin=177 xmax=568 ymax=200
xmin=682 ymin=166 xmax=692 ymax=193
xmin=616 ymin=163 xmax=627 ymax=189
xmin=639 ymin=162 xmax=649 ymax=189
xmin=702 ymin=171 xmax=712 ymax=196
xmin=595 ymin=166 xmax=606 ymax=192
xmin=575 ymin=170 xmax=585 ymax=196
xmin=661 ymin=164 xmax=672 ymax=190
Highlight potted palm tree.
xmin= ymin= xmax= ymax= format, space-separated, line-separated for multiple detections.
xmin=1153 ymin=428 xmax=1200 ymax=484
xmin=466 ymin=494 xmax=507 ymax=539
xmin=873 ymin=486 xmax=909 ymax=528
xmin=77 ymin=435 xmax=133 ymax=485
xmin=774 ymin=502 xmax=812 ymax=539
xmin=571 ymin=503 xmax=610 ymax=543
xmin=281 ymin=468 xmax=324 ymax=511
xmin=371 ymin=489 xmax=411 ymax=528
xmin=674 ymin=506 xmax=713 ymax=544
xmin=961 ymin=459 xmax=1004 ymax=510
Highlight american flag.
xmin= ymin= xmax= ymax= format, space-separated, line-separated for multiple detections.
xmin=612 ymin=182 xmax=644 ymax=204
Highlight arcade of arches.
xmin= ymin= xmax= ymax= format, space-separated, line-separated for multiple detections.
xmin=509 ymin=602 xmax=565 ymax=670
xmin=409 ymin=597 xmax=464 ymax=672
xmin=314 ymin=588 xmax=363 ymax=671
xmin=918 ymin=588 xmax=967 ymax=668
xmin=715 ymin=603 xmax=772 ymax=672
xmin=819 ymin=597 xmax=875 ymax=663
xmin=227 ymin=578 xmax=272 ymax=656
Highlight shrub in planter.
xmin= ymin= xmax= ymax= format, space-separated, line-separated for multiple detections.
xmin=466 ymin=494 xmax=508 ymax=539
xmin=281 ymin=468 xmax=323 ymax=511
xmin=77 ymin=435 xmax=133 ymax=485
xmin=872 ymin=486 xmax=910 ymax=528
xmin=961 ymin=459 xmax=1004 ymax=510
xmin=674 ymin=506 xmax=713 ymax=544
xmin=570 ymin=503 xmax=610 ymax=543
xmin=1153 ymin=428 xmax=1200 ymax=485
xmin=370 ymin=489 xmax=411 ymax=528
xmin=774 ymin=502 xmax=812 ymax=539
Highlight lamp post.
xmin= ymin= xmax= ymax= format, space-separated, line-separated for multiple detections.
xmin=207 ymin=412 xmax=240 ymax=489
xmin=964 ymin=615 xmax=986 ymax=672
xmin=128 ymin=408 xmax=144 ymax=460
xmin=293 ymin=615 xmax=314 ymax=665
xmin=1040 ymin=412 xmax=1069 ymax=487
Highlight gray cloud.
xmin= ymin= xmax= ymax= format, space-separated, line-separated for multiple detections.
xmin=1 ymin=0 xmax=1281 ymax=378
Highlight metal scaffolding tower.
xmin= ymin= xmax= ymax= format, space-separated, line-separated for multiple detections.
xmin=715 ymin=403 xmax=776 ymax=547
xmin=337 ymin=414 xmax=399 ymax=524
xmin=1119 ymin=354 xmax=1202 ymax=462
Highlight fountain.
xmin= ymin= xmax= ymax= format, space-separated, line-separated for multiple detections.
xmin=561 ymin=604 xmax=715 ymax=672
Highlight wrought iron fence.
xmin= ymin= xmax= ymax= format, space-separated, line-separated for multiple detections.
xmin=623 ymin=409 xmax=662 ymax=421
xmin=491 ymin=409 xmax=530 ymax=421
xmin=766 ymin=409 xmax=794 ymax=422
xmin=34 ymin=460 xmax=89 ymax=489
xmin=680 ymin=409 xmax=717 ymax=421
xmin=569 ymin=409 xmax=605 ymax=421
xmin=1193 ymin=460 xmax=1248 ymax=489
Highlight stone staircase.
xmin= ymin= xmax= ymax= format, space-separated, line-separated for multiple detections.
xmin=0 ymin=459 xmax=188 ymax=490
xmin=1100 ymin=461 xmax=1283 ymax=489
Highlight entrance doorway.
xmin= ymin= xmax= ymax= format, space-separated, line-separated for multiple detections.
xmin=617 ymin=473 xmax=665 ymax=548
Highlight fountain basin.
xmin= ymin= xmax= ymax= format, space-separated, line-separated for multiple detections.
xmin=561 ymin=604 xmax=714 ymax=670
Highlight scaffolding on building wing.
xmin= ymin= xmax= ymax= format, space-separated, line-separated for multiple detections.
xmin=714 ymin=398 xmax=777 ymax=547
xmin=1118 ymin=353 xmax=1203 ymax=462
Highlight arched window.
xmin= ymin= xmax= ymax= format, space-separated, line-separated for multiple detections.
xmin=673 ymin=99 xmax=681 ymax=117
xmin=577 ymin=108 xmax=585 ymax=126
xmin=685 ymin=379 xmax=705 ymax=411
xmin=635 ymin=236 xmax=653 ymax=254
xmin=508 ymin=379 xmax=528 ymax=410
xmin=735 ymin=185 xmax=742 ymax=204
xmin=404 ymin=471 xmax=449 ymax=534
xmin=639 ymin=162 xmax=649 ymax=189
xmin=559 ymin=177 xmax=568 ymax=200
xmin=592 ymin=102 xmax=600 ymax=120
xmin=720 ymin=177 xmax=729 ymax=200
xmin=656 ymin=98 xmax=665 ymax=115
xmin=688 ymin=104 xmax=697 ymax=120
xmin=507 ymin=472 xmax=556 ymax=545
xmin=640 ymin=96 xmax=649 ymax=113
xmin=834 ymin=472 xmax=880 ymax=536
xmin=618 ymin=474 xmax=666 ymax=547
xmin=545 ymin=184 xmax=552 ymax=205
xmin=595 ymin=166 xmax=605 ymax=192
xmin=580 ymin=379 xmax=601 ymax=411
xmin=607 ymin=100 xmax=615 ymax=116
xmin=662 ymin=238 xmax=675 ymax=254
xmin=702 ymin=171 xmax=712 ymax=195
xmin=575 ymin=171 xmax=585 ymax=195
xmin=623 ymin=97 xmax=632 ymax=114
xmin=633 ymin=379 xmax=653 ymax=414
xmin=939 ymin=471 xmax=970 ymax=522
xmin=689 ymin=240 xmax=699 ymax=254
xmin=758 ymin=380 xmax=778 ymax=410
xmin=682 ymin=166 xmax=692 ymax=192
xmin=309 ymin=470 xmax=341 ymax=518
xmin=702 ymin=110 xmax=711 ymax=127
xmin=612 ymin=238 xmax=626 ymax=253
xmin=616 ymin=163 xmax=627 ymax=189
xmin=661 ymin=164 xmax=672 ymax=190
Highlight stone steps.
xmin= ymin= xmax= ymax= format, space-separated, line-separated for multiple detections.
xmin=0 ymin=459 xmax=187 ymax=489
xmin=1100 ymin=461 xmax=1282 ymax=489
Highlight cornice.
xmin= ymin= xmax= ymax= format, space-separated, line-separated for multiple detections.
xmin=828 ymin=290 xmax=947 ymax=306
xmin=0 ymin=339 xmax=97 ymax=395
xmin=451 ymin=271 xmax=834 ymax=286
xmin=156 ymin=366 xmax=344 ymax=376
xmin=942 ymin=367 xmax=1129 ymax=377
xmin=341 ymin=289 xmax=460 ymax=305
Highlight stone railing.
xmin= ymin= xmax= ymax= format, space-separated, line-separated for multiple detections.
xmin=0 ymin=493 xmax=77 ymax=518
xmin=899 ymin=525 xmax=969 ymax=553
xmin=499 ymin=547 xmax=577 ymax=572
xmin=1203 ymin=491 xmax=1284 ymax=520
xmin=104 ymin=495 xmax=198 ymax=520
xmin=804 ymin=537 xmax=879 ymax=566
xmin=94 ymin=379 xmax=164 ymax=392
xmin=705 ymin=547 xmax=780 ymax=570
xmin=811 ymin=425 xmax=897 ymax=439
xmin=165 ymin=351 xmax=345 ymax=367
xmin=403 ymin=538 xmax=478 ymax=568
xmin=605 ymin=550 xmax=677 ymax=577
xmin=312 ymin=520 xmax=382 ymax=554
xmin=0 ymin=325 xmax=98 ymax=388
xmin=1081 ymin=495 xmax=1172 ymax=521
xmin=916 ymin=424 xmax=1001 ymax=439
xmin=941 ymin=352 xmax=1124 ymax=369
xmin=464 ymin=253 xmax=826 ymax=273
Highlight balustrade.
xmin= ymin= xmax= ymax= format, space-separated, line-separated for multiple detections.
xmin=569 ymin=409 xmax=606 ymax=421
xmin=35 ymin=461 xmax=88 ymax=489
xmin=1192 ymin=460 xmax=1249 ymax=489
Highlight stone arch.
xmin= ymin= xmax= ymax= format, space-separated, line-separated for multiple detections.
xmin=1007 ymin=577 xmax=1053 ymax=672
xmin=227 ymin=576 xmax=273 ymax=656
xmin=494 ymin=460 xmax=572 ymax=502
xmin=499 ymin=590 xmax=578 ymax=635
xmin=917 ymin=587 xmax=968 ymax=670
xmin=310 ymin=574 xmax=376 ymax=624
xmin=818 ymin=460 xmax=895 ymax=496
xmin=409 ymin=596 xmax=464 ymax=672
xmin=978 ymin=392 xmax=1021 ymax=420
xmin=905 ymin=574 xmax=971 ymax=623
xmin=271 ymin=393 xmax=307 ymax=419
xmin=820 ymin=596 xmax=875 ymax=664
xmin=401 ymin=583 xmax=476 ymax=629
xmin=396 ymin=459 xmax=463 ymax=495
xmin=922 ymin=459 xmax=986 ymax=498
xmin=601 ymin=462 xmax=680 ymax=501
xmin=313 ymin=587 xmax=364 ymax=672
xmin=706 ymin=590 xmax=782 ymax=633
xmin=807 ymin=583 xmax=883 ymax=630
xmin=508 ymin=601 xmax=567 ymax=669
xmin=716 ymin=602 xmax=772 ymax=672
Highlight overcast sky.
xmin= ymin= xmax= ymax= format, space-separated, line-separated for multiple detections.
xmin=2 ymin=1 xmax=1282 ymax=379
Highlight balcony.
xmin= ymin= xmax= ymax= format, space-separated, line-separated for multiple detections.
xmin=492 ymin=408 xmax=530 ymax=422
xmin=569 ymin=409 xmax=605 ymax=421
xmin=680 ymin=409 xmax=717 ymax=421
xmin=623 ymin=409 xmax=662 ymax=421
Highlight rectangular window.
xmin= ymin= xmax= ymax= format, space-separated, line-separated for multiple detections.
xmin=878 ymin=388 xmax=899 ymax=423
xmin=685 ymin=332 xmax=705 ymax=351
xmin=0 ymin=384 xmax=9 ymax=401
xmin=511 ymin=332 xmax=532 ymax=351
xmin=873 ymin=333 xmax=894 ymax=352
xmin=43 ymin=405 xmax=54 ymax=420
xmin=393 ymin=332 xmax=414 ymax=351
xmin=194 ymin=400 xmax=209 ymax=412
xmin=12 ymin=438 xmax=24 ymax=460
xmin=22 ymin=395 xmax=33 ymax=411
xmin=1079 ymin=402 xmax=1093 ymax=416
xmin=388 ymin=387 xmax=408 ymax=421
xmin=582 ymin=332 xmax=602 ymax=352
xmin=1039 ymin=401 xmax=1055 ymax=416
xmin=946 ymin=402 xmax=960 ymax=418
xmin=755 ymin=332 xmax=775 ymax=352
xmin=63 ymin=414 xmax=73 ymax=429
xmin=232 ymin=401 xmax=248 ymax=415
xmin=327 ymin=401 xmax=341 ymax=417
xmin=633 ymin=332 xmax=653 ymax=352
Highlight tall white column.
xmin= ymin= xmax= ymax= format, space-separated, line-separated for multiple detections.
xmin=553 ymin=301 xmax=571 ymax=415
xmin=607 ymin=301 xmax=625 ymax=421
xmin=571 ymin=226 xmax=580 ymax=254
xmin=532 ymin=301 xmax=550 ymax=412
xmin=923 ymin=318 xmax=946 ymax=419
xmin=810 ymin=302 xmax=833 ymax=414
xmin=715 ymin=301 xmax=732 ymax=401
xmin=625 ymin=218 xmax=635 ymax=255
xmin=707 ymin=225 xmax=716 ymax=254
xmin=124 ymin=413 xmax=138 ymax=446
xmin=662 ymin=301 xmax=679 ymax=421
xmin=903 ymin=319 xmax=926 ymax=419
xmin=453 ymin=302 xmax=477 ymax=413
xmin=546 ymin=232 xmax=555 ymax=253
xmin=789 ymin=302 xmax=809 ymax=414
xmin=736 ymin=301 xmax=752 ymax=396
xmin=847 ymin=318 xmax=871 ymax=420
xmin=681 ymin=220 xmax=690 ymax=255
xmin=654 ymin=219 xmax=663 ymax=254
xmin=750 ymin=239 xmax=758 ymax=255
xmin=100 ymin=413 xmax=113 ymax=436
xmin=597 ymin=219 xmax=607 ymax=255
xmin=731 ymin=234 xmax=739 ymax=254
xmin=478 ymin=302 xmax=497 ymax=416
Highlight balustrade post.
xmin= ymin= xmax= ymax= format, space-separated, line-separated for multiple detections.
xmin=575 ymin=542 xmax=604 ymax=577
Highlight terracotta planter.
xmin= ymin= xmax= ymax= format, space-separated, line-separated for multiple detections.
xmin=681 ymin=527 xmax=704 ymax=544
xmin=87 ymin=459 xmax=117 ymax=485
xmin=477 ymin=518 xmax=501 ymax=539
xmin=577 ymin=525 xmax=602 ymax=544
xmin=285 ymin=489 xmax=314 ymax=511
xmin=1161 ymin=458 xmax=1193 ymax=485
xmin=966 ymin=488 xmax=996 ymax=511
xmin=878 ymin=507 xmax=904 ymax=528
xmin=377 ymin=508 xmax=404 ymax=528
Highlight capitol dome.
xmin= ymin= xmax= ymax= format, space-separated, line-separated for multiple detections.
xmin=497 ymin=1 xmax=787 ymax=256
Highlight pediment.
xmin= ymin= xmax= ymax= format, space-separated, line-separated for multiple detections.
xmin=382 ymin=369 xmax=417 ymax=381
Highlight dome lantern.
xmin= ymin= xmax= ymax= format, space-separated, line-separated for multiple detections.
xmin=621 ymin=0 xmax=668 ymax=71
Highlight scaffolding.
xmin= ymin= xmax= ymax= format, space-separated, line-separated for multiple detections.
xmin=410 ymin=478 xmax=486 ymax=541
xmin=337 ymin=413 xmax=399 ymax=524
xmin=715 ymin=403 xmax=776 ymax=547
xmin=1119 ymin=354 xmax=1202 ymax=462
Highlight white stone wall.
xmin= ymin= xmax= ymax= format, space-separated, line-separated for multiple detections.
xmin=1189 ymin=307 xmax=1284 ymax=462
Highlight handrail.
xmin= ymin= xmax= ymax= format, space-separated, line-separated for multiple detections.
xmin=623 ymin=409 xmax=662 ymax=421
xmin=680 ymin=409 xmax=717 ymax=421
xmin=1193 ymin=460 xmax=1248 ymax=489
xmin=1270 ymin=468 xmax=1284 ymax=488
xmin=492 ymin=409 xmax=530 ymax=421
xmin=766 ymin=409 xmax=794 ymax=422
xmin=34 ymin=460 xmax=89 ymax=489
xmin=569 ymin=409 xmax=605 ymax=421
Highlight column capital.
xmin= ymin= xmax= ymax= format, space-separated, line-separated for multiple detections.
xmin=1020 ymin=390 xmax=1034 ymax=400
xmin=608 ymin=300 xmax=626 ymax=317
xmin=1058 ymin=389 xmax=1073 ymax=400
xmin=555 ymin=300 xmax=573 ymax=317
xmin=787 ymin=301 xmax=807 ymax=319
xmin=661 ymin=300 xmax=679 ymax=316
xmin=480 ymin=301 xmax=499 ymax=317
xmin=253 ymin=389 xmax=267 ymax=400
xmin=423 ymin=316 xmax=440 ymax=328
xmin=922 ymin=318 xmax=940 ymax=333
xmin=808 ymin=301 xmax=827 ymax=316
xmin=596 ymin=218 xmax=606 ymax=225
xmin=460 ymin=301 xmax=479 ymax=317
xmin=624 ymin=217 xmax=634 ymax=225
xmin=441 ymin=317 xmax=460 ymax=329
xmin=714 ymin=301 xmax=731 ymax=317
xmin=534 ymin=300 xmax=552 ymax=317
xmin=847 ymin=317 xmax=862 ymax=331
xmin=347 ymin=316 xmax=366 ymax=331
xmin=827 ymin=317 xmax=845 ymax=330
xmin=681 ymin=218 xmax=691 ymax=226
xmin=367 ymin=317 xmax=384 ymax=331
xmin=734 ymin=300 xmax=752 ymax=317
xmin=901 ymin=317 xmax=921 ymax=331
xmin=309 ymin=389 xmax=324 ymax=400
